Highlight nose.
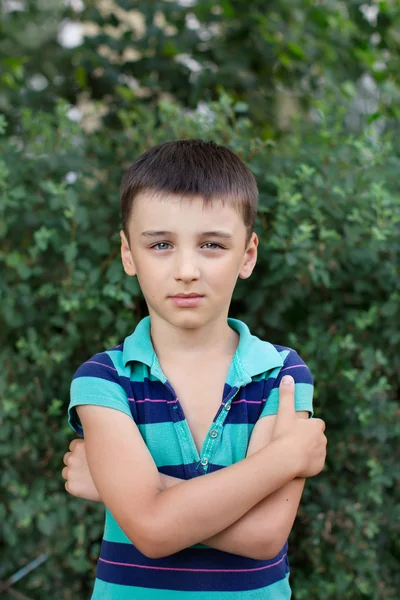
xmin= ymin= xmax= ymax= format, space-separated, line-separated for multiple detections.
xmin=173 ymin=250 xmax=200 ymax=282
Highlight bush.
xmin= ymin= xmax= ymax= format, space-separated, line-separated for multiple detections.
xmin=1 ymin=93 xmax=399 ymax=599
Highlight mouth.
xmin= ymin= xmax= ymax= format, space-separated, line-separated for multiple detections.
xmin=169 ymin=294 xmax=205 ymax=307
xmin=170 ymin=294 xmax=204 ymax=298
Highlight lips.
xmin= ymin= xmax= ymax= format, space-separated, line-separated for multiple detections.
xmin=170 ymin=294 xmax=204 ymax=307
xmin=171 ymin=294 xmax=203 ymax=298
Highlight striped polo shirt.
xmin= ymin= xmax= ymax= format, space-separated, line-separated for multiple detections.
xmin=68 ymin=315 xmax=314 ymax=599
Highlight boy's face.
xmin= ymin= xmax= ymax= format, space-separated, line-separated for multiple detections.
xmin=120 ymin=192 xmax=258 ymax=330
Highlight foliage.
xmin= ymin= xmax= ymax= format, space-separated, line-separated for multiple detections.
xmin=2 ymin=0 xmax=400 ymax=136
xmin=1 ymin=90 xmax=399 ymax=599
xmin=242 ymin=99 xmax=400 ymax=599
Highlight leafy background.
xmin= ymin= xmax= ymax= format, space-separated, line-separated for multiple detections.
xmin=1 ymin=1 xmax=399 ymax=598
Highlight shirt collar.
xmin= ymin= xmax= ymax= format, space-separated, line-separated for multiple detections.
xmin=122 ymin=316 xmax=283 ymax=384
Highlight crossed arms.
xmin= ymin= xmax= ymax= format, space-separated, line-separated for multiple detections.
xmin=66 ymin=410 xmax=308 ymax=560
xmin=64 ymin=379 xmax=326 ymax=560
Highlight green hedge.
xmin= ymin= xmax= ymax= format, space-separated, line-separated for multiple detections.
xmin=3 ymin=0 xmax=400 ymax=134
xmin=1 ymin=93 xmax=399 ymax=599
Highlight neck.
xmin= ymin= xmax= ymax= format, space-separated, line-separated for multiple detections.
xmin=148 ymin=313 xmax=239 ymax=364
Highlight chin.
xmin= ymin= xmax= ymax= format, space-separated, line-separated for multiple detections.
xmin=147 ymin=305 xmax=204 ymax=329
xmin=171 ymin=312 xmax=205 ymax=329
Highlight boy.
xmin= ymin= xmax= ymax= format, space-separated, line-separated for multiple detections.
xmin=63 ymin=139 xmax=326 ymax=599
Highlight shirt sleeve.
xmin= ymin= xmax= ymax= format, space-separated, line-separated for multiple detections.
xmin=68 ymin=351 xmax=133 ymax=436
xmin=259 ymin=348 xmax=314 ymax=418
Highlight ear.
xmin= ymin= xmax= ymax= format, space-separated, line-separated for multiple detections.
xmin=120 ymin=230 xmax=137 ymax=276
xmin=238 ymin=232 xmax=258 ymax=279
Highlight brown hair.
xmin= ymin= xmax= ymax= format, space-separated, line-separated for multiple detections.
xmin=120 ymin=139 xmax=258 ymax=247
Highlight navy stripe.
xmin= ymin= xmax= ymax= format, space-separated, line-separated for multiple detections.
xmin=97 ymin=540 xmax=289 ymax=591
xmin=100 ymin=539 xmax=288 ymax=569
xmin=158 ymin=463 xmax=204 ymax=479
xmin=128 ymin=379 xmax=184 ymax=424
xmin=130 ymin=379 xmax=175 ymax=401
xmin=72 ymin=353 xmax=117 ymax=383
xmin=135 ymin=398 xmax=185 ymax=424
xmin=128 ymin=379 xmax=270 ymax=426
xmin=274 ymin=349 xmax=314 ymax=386
xmin=130 ymin=376 xmax=234 ymax=401
xmin=273 ymin=367 xmax=313 ymax=388
xmin=232 ymin=380 xmax=264 ymax=401
xmin=207 ymin=463 xmax=226 ymax=473
xmin=158 ymin=464 xmax=186 ymax=478
xmin=223 ymin=381 xmax=265 ymax=425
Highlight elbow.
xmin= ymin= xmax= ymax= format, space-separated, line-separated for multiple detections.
xmin=252 ymin=524 xmax=286 ymax=561
xmin=255 ymin=539 xmax=286 ymax=561
xmin=139 ymin=534 xmax=170 ymax=559
xmin=137 ymin=541 xmax=166 ymax=560
xmin=127 ymin=514 xmax=173 ymax=559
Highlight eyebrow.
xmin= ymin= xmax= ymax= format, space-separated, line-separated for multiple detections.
xmin=141 ymin=230 xmax=234 ymax=239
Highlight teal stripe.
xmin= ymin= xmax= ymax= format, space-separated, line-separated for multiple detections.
xmin=260 ymin=383 xmax=314 ymax=418
xmin=213 ymin=423 xmax=254 ymax=466
xmin=91 ymin=573 xmax=291 ymax=599
xmin=70 ymin=376 xmax=130 ymax=408
xmin=138 ymin=422 xmax=184 ymax=466
xmin=104 ymin=513 xmax=212 ymax=549
xmin=68 ymin=400 xmax=133 ymax=436
xmin=104 ymin=511 xmax=133 ymax=544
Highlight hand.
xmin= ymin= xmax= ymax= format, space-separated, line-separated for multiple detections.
xmin=62 ymin=439 xmax=102 ymax=502
xmin=272 ymin=375 xmax=327 ymax=478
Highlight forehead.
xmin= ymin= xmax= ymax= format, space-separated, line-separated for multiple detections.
xmin=130 ymin=191 xmax=244 ymax=232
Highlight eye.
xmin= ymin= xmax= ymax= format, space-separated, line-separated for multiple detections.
xmin=151 ymin=242 xmax=172 ymax=251
xmin=202 ymin=243 xmax=224 ymax=250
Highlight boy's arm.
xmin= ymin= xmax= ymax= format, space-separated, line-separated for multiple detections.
xmin=63 ymin=416 xmax=305 ymax=560
xmin=76 ymin=405 xmax=297 ymax=559
xmin=161 ymin=412 xmax=308 ymax=560
xmin=74 ymin=383 xmax=325 ymax=559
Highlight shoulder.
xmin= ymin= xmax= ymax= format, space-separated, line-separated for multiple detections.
xmin=257 ymin=344 xmax=315 ymax=418
xmin=69 ymin=343 xmax=133 ymax=436
xmin=270 ymin=345 xmax=314 ymax=386
xmin=71 ymin=343 xmax=125 ymax=382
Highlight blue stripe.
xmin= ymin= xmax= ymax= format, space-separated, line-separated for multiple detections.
xmin=72 ymin=352 xmax=117 ymax=382
xmin=273 ymin=366 xmax=313 ymax=387
xmin=158 ymin=463 xmax=204 ymax=479
xmin=130 ymin=379 xmax=175 ymax=401
xmin=97 ymin=540 xmax=289 ymax=592
xmin=131 ymin=379 xmax=183 ymax=424
xmin=274 ymin=349 xmax=314 ymax=385
xmin=135 ymin=398 xmax=185 ymax=424
xmin=129 ymin=379 xmax=270 ymax=426
xmin=158 ymin=464 xmax=186 ymax=478
xmin=232 ymin=379 xmax=265 ymax=401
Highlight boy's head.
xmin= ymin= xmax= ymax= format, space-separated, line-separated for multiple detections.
xmin=119 ymin=139 xmax=259 ymax=329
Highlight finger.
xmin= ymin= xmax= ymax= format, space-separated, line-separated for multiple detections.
xmin=69 ymin=439 xmax=78 ymax=451
xmin=313 ymin=418 xmax=326 ymax=432
xmin=61 ymin=466 xmax=68 ymax=480
xmin=275 ymin=375 xmax=296 ymax=423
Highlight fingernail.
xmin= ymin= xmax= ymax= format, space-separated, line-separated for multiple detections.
xmin=282 ymin=375 xmax=294 ymax=385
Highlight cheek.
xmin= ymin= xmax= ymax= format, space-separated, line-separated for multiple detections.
xmin=136 ymin=257 xmax=167 ymax=287
xmin=208 ymin=260 xmax=241 ymax=286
